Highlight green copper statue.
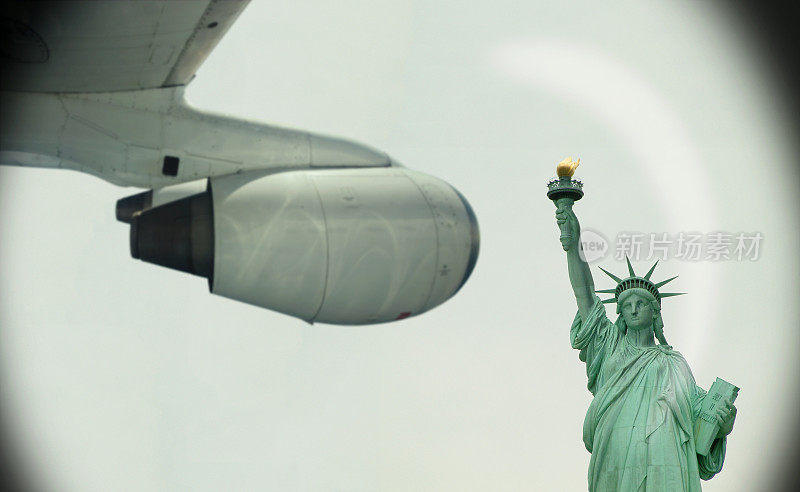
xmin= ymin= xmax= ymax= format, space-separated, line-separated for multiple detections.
xmin=549 ymin=158 xmax=738 ymax=491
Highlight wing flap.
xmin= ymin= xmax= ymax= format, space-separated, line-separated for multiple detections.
xmin=163 ymin=0 xmax=250 ymax=87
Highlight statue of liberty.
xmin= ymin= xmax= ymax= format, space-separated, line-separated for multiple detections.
xmin=550 ymin=158 xmax=737 ymax=491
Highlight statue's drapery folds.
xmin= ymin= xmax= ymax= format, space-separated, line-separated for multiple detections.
xmin=570 ymin=297 xmax=726 ymax=491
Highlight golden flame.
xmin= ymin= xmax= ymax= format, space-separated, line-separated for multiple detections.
xmin=556 ymin=156 xmax=580 ymax=177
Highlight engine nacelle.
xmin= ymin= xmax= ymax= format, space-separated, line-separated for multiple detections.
xmin=119 ymin=168 xmax=479 ymax=324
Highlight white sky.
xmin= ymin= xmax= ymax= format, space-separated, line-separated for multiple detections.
xmin=1 ymin=1 xmax=799 ymax=490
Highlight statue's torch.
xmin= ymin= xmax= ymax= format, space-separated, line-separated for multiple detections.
xmin=547 ymin=157 xmax=584 ymax=251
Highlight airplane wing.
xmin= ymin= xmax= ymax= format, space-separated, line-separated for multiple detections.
xmin=1 ymin=0 xmax=250 ymax=92
xmin=1 ymin=0 xmax=390 ymax=188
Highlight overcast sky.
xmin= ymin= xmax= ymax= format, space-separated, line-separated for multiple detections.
xmin=2 ymin=1 xmax=799 ymax=490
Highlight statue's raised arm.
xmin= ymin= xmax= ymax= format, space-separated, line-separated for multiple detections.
xmin=555 ymin=204 xmax=596 ymax=320
xmin=548 ymin=157 xmax=595 ymax=322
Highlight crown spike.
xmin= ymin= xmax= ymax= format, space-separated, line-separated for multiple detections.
xmin=644 ymin=260 xmax=659 ymax=280
xmin=598 ymin=267 xmax=623 ymax=284
xmin=659 ymin=292 xmax=686 ymax=298
xmin=625 ymin=256 xmax=636 ymax=277
xmin=595 ymin=288 xmax=617 ymax=294
xmin=601 ymin=298 xmax=618 ymax=304
xmin=654 ymin=275 xmax=679 ymax=288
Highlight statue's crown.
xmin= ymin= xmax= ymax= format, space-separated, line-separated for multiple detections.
xmin=595 ymin=257 xmax=685 ymax=305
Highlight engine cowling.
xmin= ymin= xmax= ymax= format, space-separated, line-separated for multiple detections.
xmin=119 ymin=167 xmax=479 ymax=324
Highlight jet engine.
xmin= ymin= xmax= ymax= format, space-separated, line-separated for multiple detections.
xmin=117 ymin=168 xmax=479 ymax=324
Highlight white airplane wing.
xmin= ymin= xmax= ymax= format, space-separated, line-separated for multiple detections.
xmin=1 ymin=0 xmax=391 ymax=188
xmin=1 ymin=0 xmax=250 ymax=93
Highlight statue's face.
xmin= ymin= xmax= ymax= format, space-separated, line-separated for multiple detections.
xmin=620 ymin=293 xmax=655 ymax=331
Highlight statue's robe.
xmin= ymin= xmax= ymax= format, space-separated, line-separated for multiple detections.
xmin=570 ymin=298 xmax=726 ymax=491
